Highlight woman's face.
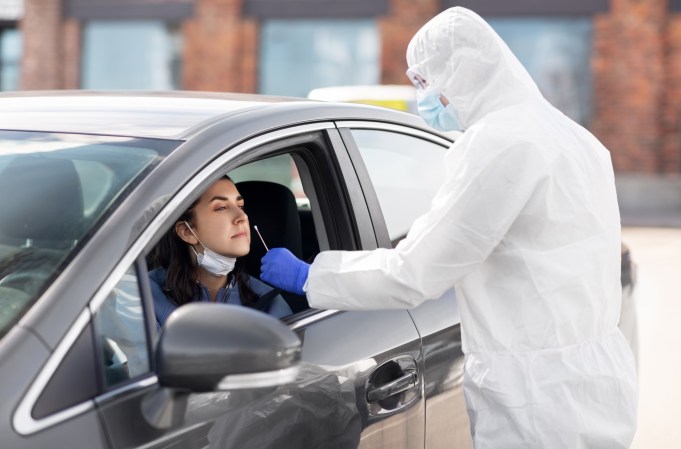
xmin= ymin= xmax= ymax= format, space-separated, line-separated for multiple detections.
xmin=184 ymin=179 xmax=251 ymax=258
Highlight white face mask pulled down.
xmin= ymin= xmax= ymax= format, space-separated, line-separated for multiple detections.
xmin=183 ymin=221 xmax=236 ymax=277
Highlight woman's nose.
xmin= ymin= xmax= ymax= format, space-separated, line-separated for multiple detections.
xmin=233 ymin=208 xmax=247 ymax=223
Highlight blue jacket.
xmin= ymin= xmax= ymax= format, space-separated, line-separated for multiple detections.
xmin=149 ymin=268 xmax=292 ymax=327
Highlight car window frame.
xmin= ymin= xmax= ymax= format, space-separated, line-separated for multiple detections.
xmin=90 ymin=257 xmax=158 ymax=394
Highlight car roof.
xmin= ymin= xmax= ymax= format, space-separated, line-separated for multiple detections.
xmin=0 ymin=90 xmax=312 ymax=140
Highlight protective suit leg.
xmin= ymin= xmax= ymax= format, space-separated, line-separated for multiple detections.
xmin=463 ymin=329 xmax=637 ymax=449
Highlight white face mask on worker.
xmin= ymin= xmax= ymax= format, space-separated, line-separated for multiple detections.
xmin=184 ymin=221 xmax=236 ymax=277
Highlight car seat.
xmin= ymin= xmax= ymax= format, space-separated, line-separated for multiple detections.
xmin=0 ymin=155 xmax=85 ymax=292
xmin=0 ymin=155 xmax=86 ymax=327
xmin=236 ymin=181 xmax=310 ymax=313
xmin=0 ymin=155 xmax=84 ymax=243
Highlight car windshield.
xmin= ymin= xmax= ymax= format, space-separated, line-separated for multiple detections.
xmin=0 ymin=131 xmax=180 ymax=335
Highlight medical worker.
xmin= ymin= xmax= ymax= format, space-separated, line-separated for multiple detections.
xmin=261 ymin=7 xmax=638 ymax=449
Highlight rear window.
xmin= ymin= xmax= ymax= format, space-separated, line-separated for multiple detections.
xmin=0 ymin=131 xmax=179 ymax=336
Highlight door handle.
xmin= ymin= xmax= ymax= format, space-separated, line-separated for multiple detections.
xmin=366 ymin=369 xmax=417 ymax=402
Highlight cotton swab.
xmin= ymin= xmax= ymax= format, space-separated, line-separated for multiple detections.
xmin=253 ymin=225 xmax=269 ymax=251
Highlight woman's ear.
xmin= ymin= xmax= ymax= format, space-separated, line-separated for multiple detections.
xmin=175 ymin=221 xmax=199 ymax=245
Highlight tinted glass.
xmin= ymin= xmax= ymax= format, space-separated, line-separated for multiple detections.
xmin=351 ymin=129 xmax=447 ymax=245
xmin=0 ymin=131 xmax=178 ymax=336
xmin=95 ymin=266 xmax=150 ymax=388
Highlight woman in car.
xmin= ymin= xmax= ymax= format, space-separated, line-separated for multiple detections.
xmin=149 ymin=175 xmax=291 ymax=327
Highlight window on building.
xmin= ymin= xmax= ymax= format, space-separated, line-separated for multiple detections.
xmin=82 ymin=21 xmax=182 ymax=90
xmin=0 ymin=28 xmax=21 ymax=91
xmin=259 ymin=19 xmax=379 ymax=98
xmin=487 ymin=18 xmax=593 ymax=125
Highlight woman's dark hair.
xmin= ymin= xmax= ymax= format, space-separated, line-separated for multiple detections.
xmin=150 ymin=176 xmax=259 ymax=308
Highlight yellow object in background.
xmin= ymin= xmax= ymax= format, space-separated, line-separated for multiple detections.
xmin=307 ymin=85 xmax=417 ymax=114
xmin=351 ymin=99 xmax=410 ymax=111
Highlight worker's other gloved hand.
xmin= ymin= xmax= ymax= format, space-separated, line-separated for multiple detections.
xmin=260 ymin=248 xmax=310 ymax=296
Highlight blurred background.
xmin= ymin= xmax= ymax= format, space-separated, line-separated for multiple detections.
xmin=1 ymin=0 xmax=680 ymax=447
xmin=2 ymin=0 xmax=681 ymax=220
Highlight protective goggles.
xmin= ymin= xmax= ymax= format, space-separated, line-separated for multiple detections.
xmin=406 ymin=68 xmax=428 ymax=91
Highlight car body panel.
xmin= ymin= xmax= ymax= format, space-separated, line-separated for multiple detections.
xmin=408 ymin=292 xmax=471 ymax=449
xmin=0 ymin=326 xmax=107 ymax=448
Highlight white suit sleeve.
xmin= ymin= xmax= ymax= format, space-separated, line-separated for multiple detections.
xmin=305 ymin=134 xmax=555 ymax=311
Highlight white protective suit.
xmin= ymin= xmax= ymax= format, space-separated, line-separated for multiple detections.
xmin=304 ymin=7 xmax=638 ymax=449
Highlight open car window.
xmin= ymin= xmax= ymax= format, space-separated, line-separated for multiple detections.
xmin=141 ymin=127 xmax=366 ymax=329
xmin=229 ymin=153 xmax=318 ymax=315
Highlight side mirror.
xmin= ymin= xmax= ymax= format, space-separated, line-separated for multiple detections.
xmin=156 ymin=303 xmax=301 ymax=391
xmin=143 ymin=303 xmax=301 ymax=429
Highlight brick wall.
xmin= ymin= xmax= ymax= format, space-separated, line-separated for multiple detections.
xmin=61 ymin=18 xmax=81 ymax=89
xmin=182 ymin=0 xmax=257 ymax=92
xmin=592 ymin=0 xmax=669 ymax=173
xmin=21 ymin=0 xmax=80 ymax=89
xmin=662 ymin=14 xmax=681 ymax=174
xmin=379 ymin=0 xmax=438 ymax=85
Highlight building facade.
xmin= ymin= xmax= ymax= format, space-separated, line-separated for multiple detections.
xmin=8 ymin=0 xmax=681 ymax=175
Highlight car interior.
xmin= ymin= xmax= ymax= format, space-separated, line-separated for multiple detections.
xmin=144 ymin=151 xmax=324 ymax=322
xmin=234 ymin=180 xmax=314 ymax=313
xmin=0 ymin=155 xmax=85 ymax=330
xmin=228 ymin=149 xmax=337 ymax=316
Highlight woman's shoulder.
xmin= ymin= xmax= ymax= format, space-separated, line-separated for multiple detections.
xmin=148 ymin=267 xmax=166 ymax=286
xmin=147 ymin=267 xmax=176 ymax=327
xmin=246 ymin=274 xmax=274 ymax=294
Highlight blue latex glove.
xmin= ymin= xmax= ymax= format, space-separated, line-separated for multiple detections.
xmin=260 ymin=248 xmax=310 ymax=296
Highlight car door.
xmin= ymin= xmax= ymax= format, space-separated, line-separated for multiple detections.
xmin=224 ymin=126 xmax=427 ymax=448
xmin=92 ymin=123 xmax=426 ymax=449
xmin=336 ymin=123 xmax=473 ymax=448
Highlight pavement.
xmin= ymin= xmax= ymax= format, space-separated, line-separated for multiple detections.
xmin=621 ymin=227 xmax=681 ymax=449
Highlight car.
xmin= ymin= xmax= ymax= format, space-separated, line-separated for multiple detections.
xmin=0 ymin=90 xmax=637 ymax=449
xmin=0 ymin=90 xmax=470 ymax=449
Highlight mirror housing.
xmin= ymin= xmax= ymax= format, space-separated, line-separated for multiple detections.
xmin=155 ymin=303 xmax=301 ymax=392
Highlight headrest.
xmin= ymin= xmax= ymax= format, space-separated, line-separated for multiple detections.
xmin=0 ymin=156 xmax=84 ymax=241
xmin=236 ymin=181 xmax=302 ymax=279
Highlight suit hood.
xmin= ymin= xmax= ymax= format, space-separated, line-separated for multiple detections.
xmin=406 ymin=7 xmax=543 ymax=128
